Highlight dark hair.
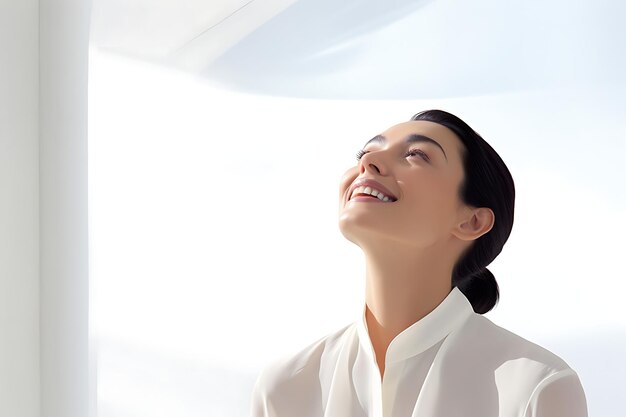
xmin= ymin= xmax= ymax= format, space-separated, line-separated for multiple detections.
xmin=410 ymin=109 xmax=515 ymax=314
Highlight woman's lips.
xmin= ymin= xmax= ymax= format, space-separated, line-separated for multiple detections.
xmin=349 ymin=195 xmax=393 ymax=203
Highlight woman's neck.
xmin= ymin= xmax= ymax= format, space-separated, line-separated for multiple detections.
xmin=362 ymin=243 xmax=455 ymax=377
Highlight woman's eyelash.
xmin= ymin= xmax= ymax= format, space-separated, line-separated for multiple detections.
xmin=405 ymin=149 xmax=430 ymax=161
xmin=355 ymin=149 xmax=366 ymax=160
xmin=355 ymin=149 xmax=430 ymax=162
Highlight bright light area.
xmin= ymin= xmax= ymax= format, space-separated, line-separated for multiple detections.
xmin=88 ymin=48 xmax=625 ymax=417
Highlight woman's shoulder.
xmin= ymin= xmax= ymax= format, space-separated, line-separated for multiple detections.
xmin=429 ymin=314 xmax=587 ymax=416
xmin=253 ymin=321 xmax=355 ymax=395
xmin=464 ymin=314 xmax=572 ymax=368
xmin=445 ymin=313 xmax=578 ymax=388
xmin=250 ymin=322 xmax=356 ymax=416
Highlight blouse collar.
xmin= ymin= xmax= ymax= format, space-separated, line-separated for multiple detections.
xmin=356 ymin=286 xmax=474 ymax=364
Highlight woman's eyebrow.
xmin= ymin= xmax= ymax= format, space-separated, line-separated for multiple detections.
xmin=363 ymin=134 xmax=448 ymax=162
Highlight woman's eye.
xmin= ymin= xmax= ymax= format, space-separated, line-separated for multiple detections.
xmin=405 ymin=148 xmax=430 ymax=162
xmin=355 ymin=148 xmax=429 ymax=162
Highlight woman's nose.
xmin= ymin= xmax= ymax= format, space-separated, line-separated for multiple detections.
xmin=359 ymin=151 xmax=383 ymax=175
xmin=364 ymin=163 xmax=380 ymax=174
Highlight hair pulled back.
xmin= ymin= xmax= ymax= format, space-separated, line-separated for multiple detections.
xmin=410 ymin=110 xmax=515 ymax=314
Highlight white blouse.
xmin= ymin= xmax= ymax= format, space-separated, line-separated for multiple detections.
xmin=250 ymin=286 xmax=588 ymax=417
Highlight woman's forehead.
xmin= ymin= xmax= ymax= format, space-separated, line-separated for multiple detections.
xmin=382 ymin=120 xmax=463 ymax=154
xmin=384 ymin=120 xmax=451 ymax=139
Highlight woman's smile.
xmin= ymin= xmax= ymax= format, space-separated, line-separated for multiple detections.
xmin=348 ymin=195 xmax=396 ymax=203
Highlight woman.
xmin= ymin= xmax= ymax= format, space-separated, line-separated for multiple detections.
xmin=250 ymin=109 xmax=588 ymax=417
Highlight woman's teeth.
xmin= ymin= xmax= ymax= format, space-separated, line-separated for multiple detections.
xmin=351 ymin=186 xmax=395 ymax=202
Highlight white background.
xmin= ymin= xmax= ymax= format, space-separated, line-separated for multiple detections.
xmin=2 ymin=1 xmax=624 ymax=416
xmin=89 ymin=47 xmax=625 ymax=415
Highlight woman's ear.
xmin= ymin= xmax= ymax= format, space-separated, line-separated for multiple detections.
xmin=454 ymin=207 xmax=495 ymax=241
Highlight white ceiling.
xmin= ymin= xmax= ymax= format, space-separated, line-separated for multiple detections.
xmin=89 ymin=0 xmax=301 ymax=69
xmin=89 ymin=0 xmax=626 ymax=99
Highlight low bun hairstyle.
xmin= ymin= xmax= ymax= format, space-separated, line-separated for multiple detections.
xmin=410 ymin=110 xmax=515 ymax=314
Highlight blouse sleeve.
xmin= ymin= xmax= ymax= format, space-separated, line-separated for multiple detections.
xmin=250 ymin=370 xmax=275 ymax=417
xmin=524 ymin=368 xmax=588 ymax=417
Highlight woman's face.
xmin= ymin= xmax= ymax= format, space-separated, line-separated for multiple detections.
xmin=338 ymin=120 xmax=469 ymax=249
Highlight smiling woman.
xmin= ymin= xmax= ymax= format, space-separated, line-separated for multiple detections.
xmin=250 ymin=109 xmax=588 ymax=417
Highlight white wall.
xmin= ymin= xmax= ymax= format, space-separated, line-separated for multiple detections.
xmin=40 ymin=1 xmax=93 ymax=416
xmin=0 ymin=1 xmax=93 ymax=416
xmin=0 ymin=1 xmax=40 ymax=416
